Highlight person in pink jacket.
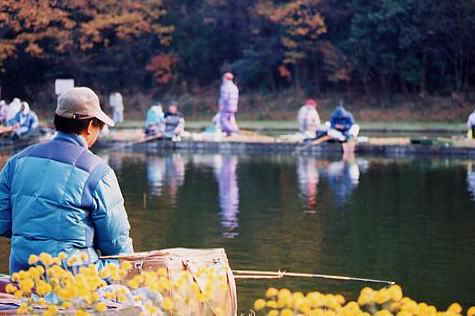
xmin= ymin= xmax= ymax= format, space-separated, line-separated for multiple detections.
xmin=218 ymin=72 xmax=239 ymax=136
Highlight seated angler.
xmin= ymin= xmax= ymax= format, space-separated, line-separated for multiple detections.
xmin=162 ymin=102 xmax=185 ymax=140
xmin=9 ymin=101 xmax=39 ymax=139
xmin=327 ymin=105 xmax=360 ymax=154
xmin=297 ymin=98 xmax=327 ymax=141
xmin=0 ymin=100 xmax=7 ymax=126
xmin=0 ymin=87 xmax=133 ymax=273
xmin=144 ymin=103 xmax=165 ymax=136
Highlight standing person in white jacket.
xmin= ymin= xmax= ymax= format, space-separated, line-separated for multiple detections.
xmin=467 ymin=110 xmax=475 ymax=139
xmin=109 ymin=92 xmax=124 ymax=124
xmin=218 ymin=72 xmax=239 ymax=136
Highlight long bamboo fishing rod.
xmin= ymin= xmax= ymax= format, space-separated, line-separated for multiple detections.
xmin=232 ymin=269 xmax=395 ymax=285
xmin=102 ymin=133 xmax=165 ymax=153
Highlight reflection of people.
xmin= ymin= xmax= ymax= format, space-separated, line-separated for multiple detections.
xmin=0 ymin=87 xmax=133 ymax=273
xmin=163 ymin=102 xmax=185 ymax=140
xmin=165 ymin=154 xmax=186 ymax=199
xmin=325 ymin=158 xmax=362 ymax=207
xmin=147 ymin=156 xmax=166 ymax=196
xmin=144 ymin=103 xmax=165 ymax=136
xmin=467 ymin=162 xmax=475 ymax=200
xmin=146 ymin=154 xmax=186 ymax=200
xmin=214 ymin=155 xmax=239 ymax=238
xmin=9 ymin=101 xmax=39 ymax=139
xmin=109 ymin=92 xmax=124 ymax=124
xmin=218 ymin=72 xmax=239 ymax=136
xmin=297 ymin=157 xmax=320 ymax=210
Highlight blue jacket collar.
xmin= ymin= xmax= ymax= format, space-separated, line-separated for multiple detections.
xmin=54 ymin=132 xmax=88 ymax=148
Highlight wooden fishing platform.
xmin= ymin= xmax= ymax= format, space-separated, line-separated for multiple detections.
xmin=94 ymin=129 xmax=475 ymax=157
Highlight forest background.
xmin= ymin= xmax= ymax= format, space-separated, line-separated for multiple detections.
xmin=1 ymin=0 xmax=475 ymax=123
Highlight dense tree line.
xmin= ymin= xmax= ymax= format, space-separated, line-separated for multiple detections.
xmin=1 ymin=0 xmax=475 ymax=109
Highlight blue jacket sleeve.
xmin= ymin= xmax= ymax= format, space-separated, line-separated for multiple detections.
xmin=0 ymin=159 xmax=13 ymax=238
xmin=27 ymin=112 xmax=39 ymax=130
xmin=91 ymin=167 xmax=133 ymax=255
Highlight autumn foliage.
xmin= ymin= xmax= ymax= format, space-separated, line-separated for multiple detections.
xmin=146 ymin=54 xmax=178 ymax=85
xmin=2 ymin=0 xmax=475 ymax=106
xmin=0 ymin=0 xmax=173 ymax=64
xmin=256 ymin=0 xmax=327 ymax=65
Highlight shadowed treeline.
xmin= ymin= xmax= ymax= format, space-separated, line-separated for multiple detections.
xmin=1 ymin=0 xmax=475 ymax=113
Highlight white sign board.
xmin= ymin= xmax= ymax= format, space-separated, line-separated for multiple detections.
xmin=55 ymin=79 xmax=75 ymax=96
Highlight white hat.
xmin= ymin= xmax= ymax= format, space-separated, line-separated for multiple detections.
xmin=56 ymin=87 xmax=114 ymax=126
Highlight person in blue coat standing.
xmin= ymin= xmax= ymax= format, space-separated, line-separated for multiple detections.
xmin=0 ymin=87 xmax=133 ymax=273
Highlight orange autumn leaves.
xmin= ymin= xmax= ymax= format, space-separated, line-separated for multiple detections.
xmin=0 ymin=0 xmax=173 ymax=63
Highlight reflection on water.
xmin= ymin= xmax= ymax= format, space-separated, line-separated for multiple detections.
xmin=467 ymin=162 xmax=475 ymax=201
xmin=297 ymin=156 xmax=369 ymax=210
xmin=2 ymin=150 xmax=475 ymax=310
xmin=189 ymin=154 xmax=240 ymax=238
xmin=214 ymin=155 xmax=240 ymax=238
xmin=297 ymin=157 xmax=320 ymax=211
xmin=146 ymin=154 xmax=186 ymax=201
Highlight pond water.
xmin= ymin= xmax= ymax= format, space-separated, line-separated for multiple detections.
xmin=1 ymin=150 xmax=475 ymax=310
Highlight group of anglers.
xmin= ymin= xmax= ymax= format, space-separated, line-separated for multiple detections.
xmin=2 ymin=72 xmax=475 ymax=292
xmin=144 ymin=101 xmax=185 ymax=141
xmin=297 ymin=99 xmax=360 ymax=153
xmin=0 ymin=98 xmax=39 ymax=139
xmin=144 ymin=72 xmax=240 ymax=141
xmin=0 ymin=77 xmax=360 ymax=282
xmin=143 ymin=72 xmax=359 ymax=152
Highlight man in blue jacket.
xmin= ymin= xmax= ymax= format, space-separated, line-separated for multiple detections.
xmin=0 ymin=87 xmax=133 ymax=273
xmin=327 ymin=105 xmax=360 ymax=157
xmin=327 ymin=105 xmax=359 ymax=142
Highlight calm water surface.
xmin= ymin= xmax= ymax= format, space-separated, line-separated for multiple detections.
xmin=1 ymin=150 xmax=475 ymax=310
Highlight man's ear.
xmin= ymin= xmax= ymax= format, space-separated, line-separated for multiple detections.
xmin=86 ymin=120 xmax=95 ymax=135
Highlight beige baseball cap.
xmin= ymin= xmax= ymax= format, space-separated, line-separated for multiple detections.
xmin=56 ymin=87 xmax=115 ymax=126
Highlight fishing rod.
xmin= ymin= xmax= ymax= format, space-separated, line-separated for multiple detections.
xmin=233 ymin=269 xmax=395 ymax=285
xmin=100 ymin=133 xmax=165 ymax=153
xmin=292 ymin=135 xmax=332 ymax=155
